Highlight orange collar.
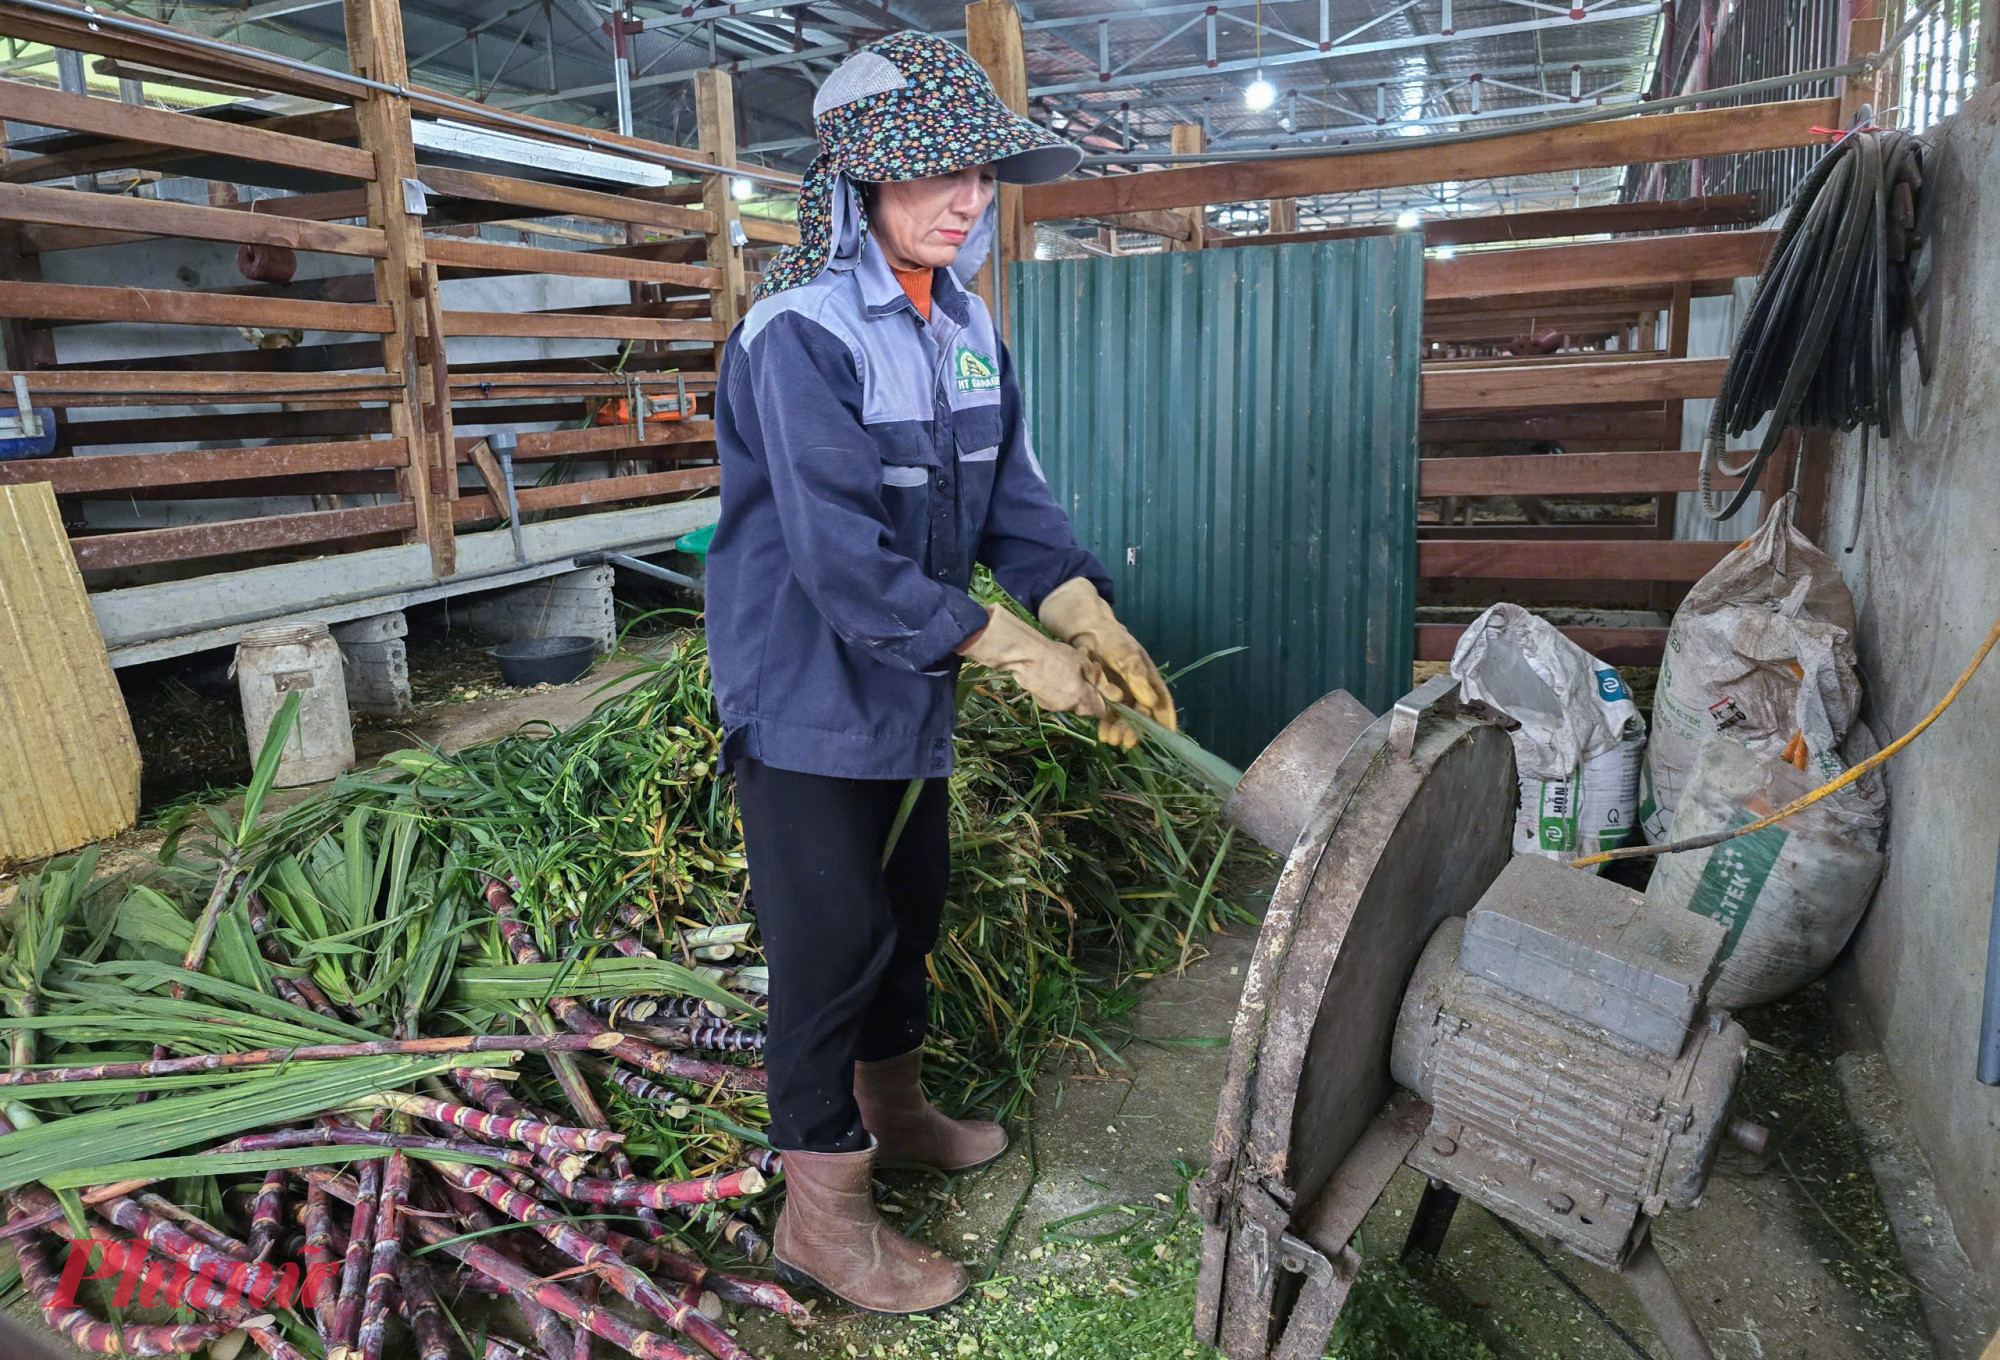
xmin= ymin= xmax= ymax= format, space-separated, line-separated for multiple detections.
xmin=892 ymin=266 xmax=933 ymax=322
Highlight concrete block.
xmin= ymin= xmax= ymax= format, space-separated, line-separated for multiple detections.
xmin=463 ymin=565 xmax=616 ymax=655
xmin=330 ymin=611 xmax=412 ymax=716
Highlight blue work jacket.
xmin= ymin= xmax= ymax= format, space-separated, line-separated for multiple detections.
xmin=706 ymin=229 xmax=1111 ymax=781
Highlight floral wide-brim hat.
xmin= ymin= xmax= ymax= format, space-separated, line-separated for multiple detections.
xmin=755 ymin=32 xmax=1082 ymax=300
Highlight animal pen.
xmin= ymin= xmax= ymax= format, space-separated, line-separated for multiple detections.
xmin=0 ymin=0 xmax=769 ymax=665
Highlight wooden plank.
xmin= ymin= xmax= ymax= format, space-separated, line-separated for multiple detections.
xmin=1026 ymin=98 xmax=1841 ymax=222
xmin=423 ymin=235 xmax=722 ymax=289
xmin=440 ymin=311 xmax=725 ymax=341
xmin=1419 ymin=450 xmax=1750 ymax=497
xmin=417 ymin=164 xmax=716 ymax=236
xmin=70 ymin=501 xmax=417 ymax=571
xmin=1427 ymin=284 xmax=1694 ymax=317
xmin=0 ymin=280 xmax=392 ymax=332
xmin=1214 ymin=194 xmax=1763 ymax=251
xmin=25 ymin=370 xmax=398 ymax=400
xmin=1080 ymin=208 xmax=1197 ymax=242
xmin=0 ymin=181 xmax=386 ymax=258
xmin=0 ymin=438 xmax=409 ymax=493
xmin=0 ymin=80 xmax=373 ymax=181
xmin=1421 ymin=410 xmax=1668 ymax=445
xmin=0 ymin=1 xmax=362 ymax=103
xmin=0 ymin=481 xmax=140 ymax=862
xmin=454 ymin=420 xmax=715 ymax=461
xmin=1415 ymin=621 xmax=1667 ymax=666
xmin=1426 ymin=231 xmax=1772 ymax=302
xmin=454 ymin=465 xmax=718 ymax=520
xmin=1166 ymin=124 xmax=1206 ymax=252
xmin=1423 ymin=357 xmax=1727 ymax=412
xmin=1417 ymin=538 xmax=1733 ymax=580
xmin=696 ymin=69 xmax=747 ymax=337
xmin=18 ymin=187 xmax=376 ymax=253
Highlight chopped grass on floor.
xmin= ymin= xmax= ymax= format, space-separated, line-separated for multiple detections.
xmin=849 ymin=1220 xmax=1493 ymax=1360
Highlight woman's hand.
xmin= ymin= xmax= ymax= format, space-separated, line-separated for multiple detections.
xmin=1036 ymin=579 xmax=1176 ymax=740
xmin=959 ymin=606 xmax=1133 ymax=742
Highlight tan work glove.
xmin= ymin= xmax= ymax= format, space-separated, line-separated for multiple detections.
xmin=1038 ymin=578 xmax=1177 ymax=746
xmin=959 ymin=606 xmax=1114 ymax=731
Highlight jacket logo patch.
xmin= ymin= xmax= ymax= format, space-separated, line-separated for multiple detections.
xmin=953 ymin=346 xmax=1000 ymax=393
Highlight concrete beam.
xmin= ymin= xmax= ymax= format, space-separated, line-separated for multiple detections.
xmin=93 ymin=498 xmax=720 ymax=666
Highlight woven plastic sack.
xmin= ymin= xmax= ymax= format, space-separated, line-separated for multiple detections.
xmin=1645 ymin=734 xmax=1884 ymax=1008
xmin=1639 ymin=492 xmax=1861 ymax=842
xmin=1450 ymin=604 xmax=1646 ymax=869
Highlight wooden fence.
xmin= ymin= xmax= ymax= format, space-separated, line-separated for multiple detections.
xmin=0 ymin=0 xmax=795 ymax=582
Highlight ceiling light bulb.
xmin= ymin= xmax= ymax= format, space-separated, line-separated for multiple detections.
xmin=1396 ymin=210 xmax=1421 ymax=229
xmin=1244 ymin=76 xmax=1276 ymax=111
xmin=731 ymin=177 xmax=755 ymax=201
xmin=1432 ymin=244 xmax=1455 ymax=259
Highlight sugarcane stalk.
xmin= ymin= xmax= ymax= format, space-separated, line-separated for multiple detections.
xmin=328 ymin=1116 xmax=386 ymax=1360
xmin=435 ymin=1162 xmax=756 ymax=1360
xmin=395 ymin=1258 xmax=455 ymax=1360
xmin=0 ymin=1033 xmax=618 ymax=1088
xmin=481 ymin=879 xmax=766 ymax=1093
xmin=246 ymin=1168 xmax=287 ymax=1263
xmin=625 ymin=1020 xmax=766 ymax=1054
xmin=356 ymin=1150 xmax=408 ymax=1360
xmin=11 ymin=1217 xmax=231 ymax=1356
xmin=303 ymin=1182 xmax=341 ymax=1342
xmin=245 ymin=892 xmax=343 ymax=1020
xmin=134 ymin=1192 xmax=256 ymax=1263
xmin=216 ymin=1126 xmax=537 ymax=1166
xmin=673 ymin=1202 xmax=771 ymax=1264
xmin=525 ymin=1163 xmax=765 ymax=1210
xmin=304 ymin=1168 xmax=702 ymax=1360
xmin=349 ymin=1091 xmax=623 ymax=1153
xmin=604 ymin=1230 xmax=805 ymax=1319
xmin=0 ymin=1180 xmax=158 ymax=1242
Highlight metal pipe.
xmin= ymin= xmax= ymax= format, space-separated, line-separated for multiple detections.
xmin=488 ymin=430 xmax=530 ymax=566
xmin=1622 ymin=1237 xmax=1716 ymax=1360
xmin=572 ymin=551 xmax=701 ymax=593
xmin=1980 ymin=829 xmax=2000 ymax=1085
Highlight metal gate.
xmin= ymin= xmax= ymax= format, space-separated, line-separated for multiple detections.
xmin=1009 ymin=236 xmax=1423 ymax=766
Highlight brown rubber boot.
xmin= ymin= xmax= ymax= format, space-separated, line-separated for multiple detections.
xmin=772 ymin=1144 xmax=969 ymax=1315
xmin=853 ymin=1048 xmax=1008 ymax=1172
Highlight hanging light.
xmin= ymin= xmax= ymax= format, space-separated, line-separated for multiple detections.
xmin=1396 ymin=210 xmax=1421 ymax=229
xmin=1432 ymin=244 xmax=1456 ymax=260
xmin=1243 ymin=0 xmax=1274 ymax=111
xmin=731 ymin=177 xmax=755 ymax=201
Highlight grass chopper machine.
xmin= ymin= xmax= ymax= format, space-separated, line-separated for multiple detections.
xmin=1166 ymin=676 xmax=1770 ymax=1360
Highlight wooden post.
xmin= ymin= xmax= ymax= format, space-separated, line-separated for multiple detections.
xmin=965 ymin=0 xmax=1030 ymax=339
xmin=1650 ymin=279 xmax=1695 ymax=609
xmin=695 ymin=68 xmax=746 ymax=342
xmin=1167 ymin=124 xmax=1206 ymax=251
xmin=1841 ymin=16 xmax=1885 ymax=127
xmin=1267 ymin=197 xmax=1298 ymax=233
xmin=343 ymin=0 xmax=454 ymax=576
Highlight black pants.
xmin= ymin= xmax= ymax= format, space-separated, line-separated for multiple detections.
xmin=733 ymin=758 xmax=949 ymax=1153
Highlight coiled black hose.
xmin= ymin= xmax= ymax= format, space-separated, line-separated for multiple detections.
xmin=1700 ymin=126 xmax=1930 ymax=520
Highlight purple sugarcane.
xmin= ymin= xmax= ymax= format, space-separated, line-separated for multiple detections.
xmin=527 ymin=1163 xmax=766 ymax=1210
xmin=247 ymin=1168 xmax=287 ymax=1263
xmin=20 ymin=1191 xmax=314 ymax=1360
xmin=303 ymin=1182 xmax=341 ymax=1342
xmin=396 ymin=1258 xmax=456 ymax=1360
xmin=11 ymin=1219 xmax=229 ymax=1357
xmin=133 ymin=1192 xmax=254 ymax=1264
xmin=482 ymin=879 xmax=766 ymax=1093
xmin=328 ymin=1115 xmax=386 ymax=1360
xmin=304 ymin=1168 xmax=702 ymax=1360
xmin=356 ymin=1149 xmax=409 ymax=1360
xmin=436 ymin=1162 xmax=756 ymax=1360
xmin=364 ymin=1092 xmax=623 ymax=1153
xmin=246 ymin=893 xmax=342 ymax=1019
xmin=0 ymin=1032 xmax=621 ymax=1087
xmin=217 ymin=1126 xmax=537 ymax=1166
xmin=604 ymin=1229 xmax=806 ymax=1319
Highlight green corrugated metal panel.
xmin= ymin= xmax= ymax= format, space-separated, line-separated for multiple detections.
xmin=1010 ymin=236 xmax=1422 ymax=767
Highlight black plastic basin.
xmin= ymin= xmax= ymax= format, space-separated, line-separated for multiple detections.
xmin=492 ymin=635 xmax=596 ymax=688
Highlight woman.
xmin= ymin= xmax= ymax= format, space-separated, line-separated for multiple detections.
xmin=705 ymin=32 xmax=1177 ymax=1315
